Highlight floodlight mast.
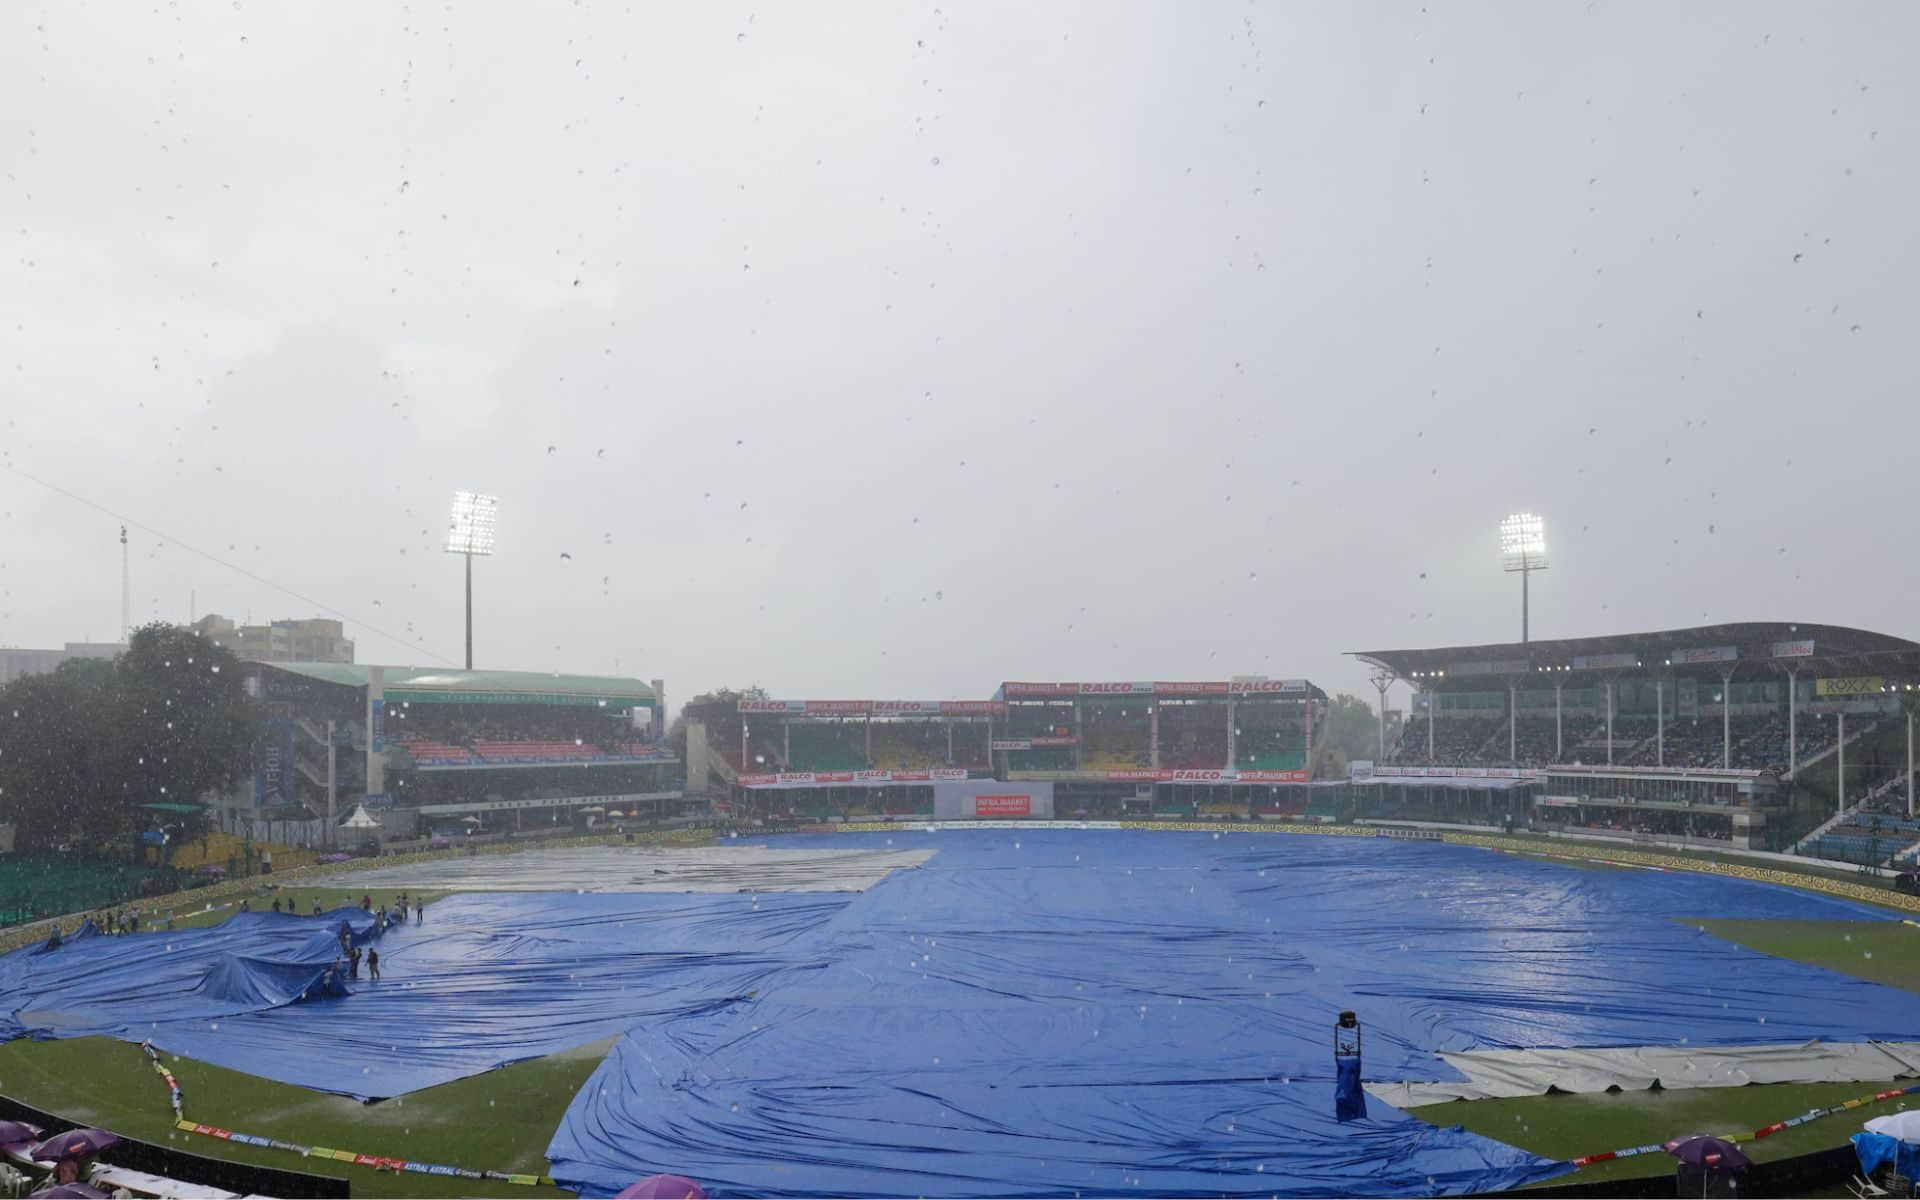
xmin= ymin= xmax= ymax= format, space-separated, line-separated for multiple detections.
xmin=1499 ymin=513 xmax=1548 ymax=644
xmin=446 ymin=491 xmax=498 ymax=670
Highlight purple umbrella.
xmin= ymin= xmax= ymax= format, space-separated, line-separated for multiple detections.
xmin=1663 ymin=1134 xmax=1751 ymax=1171
xmin=30 ymin=1128 xmax=120 ymax=1162
xmin=0 ymin=1120 xmax=42 ymax=1147
xmin=33 ymin=1185 xmax=110 ymax=1198
xmin=615 ymin=1175 xmax=707 ymax=1199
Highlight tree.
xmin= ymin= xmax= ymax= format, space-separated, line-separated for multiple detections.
xmin=666 ymin=685 xmax=768 ymax=761
xmin=1313 ymin=693 xmax=1395 ymax=779
xmin=0 ymin=624 xmax=258 ymax=855
xmin=0 ymin=666 xmax=116 ymax=852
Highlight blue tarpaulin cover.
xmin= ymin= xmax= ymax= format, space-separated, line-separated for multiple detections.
xmin=1 ymin=831 xmax=1916 ymax=1197
xmin=1853 ymin=1130 xmax=1920 ymax=1180
xmin=546 ymin=831 xmax=1919 ymax=1198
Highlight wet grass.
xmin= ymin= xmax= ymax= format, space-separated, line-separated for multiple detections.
xmin=0 ymin=1035 xmax=607 ymax=1197
xmin=160 ymin=886 xmax=450 ymax=931
xmin=1689 ymin=917 xmax=1920 ymax=994
xmin=1415 ymin=1078 xmax=1917 ymax=1187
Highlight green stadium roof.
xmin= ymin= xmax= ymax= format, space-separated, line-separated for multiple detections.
xmin=262 ymin=662 xmax=657 ymax=708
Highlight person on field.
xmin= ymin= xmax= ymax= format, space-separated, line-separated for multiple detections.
xmin=367 ymin=947 xmax=380 ymax=980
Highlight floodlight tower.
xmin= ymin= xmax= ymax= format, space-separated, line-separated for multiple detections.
xmin=119 ymin=526 xmax=131 ymax=642
xmin=445 ymin=491 xmax=498 ymax=670
xmin=1499 ymin=513 xmax=1548 ymax=644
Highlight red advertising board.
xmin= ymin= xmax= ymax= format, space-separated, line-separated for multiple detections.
xmin=974 ymin=794 xmax=1032 ymax=817
xmin=1002 ymin=680 xmax=1311 ymax=699
xmin=741 ymin=699 xmax=1008 ymax=715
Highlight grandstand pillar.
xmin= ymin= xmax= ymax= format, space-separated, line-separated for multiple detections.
xmin=326 ymin=719 xmax=338 ymax=848
xmin=947 ymin=721 xmax=954 ymax=765
xmin=1837 ymin=709 xmax=1847 ymax=817
xmin=1605 ymin=677 xmax=1615 ymax=765
xmin=1371 ymin=670 xmax=1393 ymax=762
xmin=783 ymin=722 xmax=790 ymax=767
xmin=1225 ymin=696 xmax=1237 ymax=767
xmin=864 ymin=715 xmax=872 ymax=767
xmin=1656 ymin=677 xmax=1666 ymax=766
xmin=1150 ymin=704 xmax=1160 ymax=769
xmin=1787 ymin=669 xmax=1799 ymax=777
xmin=1719 ymin=666 xmax=1737 ymax=768
xmin=1907 ymin=708 xmax=1914 ymax=818
xmin=1554 ymin=682 xmax=1564 ymax=761
xmin=364 ymin=666 xmax=386 ymax=802
xmin=1507 ymin=682 xmax=1517 ymax=762
xmin=1426 ymin=689 xmax=1435 ymax=760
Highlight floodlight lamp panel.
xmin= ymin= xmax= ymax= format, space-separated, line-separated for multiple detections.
xmin=446 ymin=490 xmax=499 ymax=555
xmin=1499 ymin=512 xmax=1546 ymax=559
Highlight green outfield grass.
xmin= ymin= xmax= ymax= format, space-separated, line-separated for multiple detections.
xmin=161 ymin=886 xmax=450 ymax=931
xmin=1414 ymin=1077 xmax=1916 ymax=1187
xmin=1692 ymin=917 xmax=1920 ymax=993
xmin=0 ymin=1035 xmax=603 ymax=1197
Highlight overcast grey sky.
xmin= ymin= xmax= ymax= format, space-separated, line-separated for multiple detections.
xmin=2 ymin=2 xmax=1915 ymax=707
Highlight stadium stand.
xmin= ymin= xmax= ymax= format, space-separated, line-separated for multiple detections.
xmin=1394 ymin=710 xmax=1863 ymax=773
xmin=1801 ymin=808 xmax=1920 ymax=866
xmin=0 ymin=855 xmax=169 ymax=929
xmin=868 ymin=722 xmax=950 ymax=770
xmin=1008 ymin=746 xmax=1075 ymax=771
xmin=1081 ymin=727 xmax=1150 ymax=770
xmin=786 ymin=723 xmax=866 ymax=772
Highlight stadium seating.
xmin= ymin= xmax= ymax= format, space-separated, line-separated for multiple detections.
xmin=1008 ymin=746 xmax=1074 ymax=771
xmin=1080 ymin=727 xmax=1149 ymax=770
xmin=1392 ymin=709 xmax=1865 ymax=775
xmin=1159 ymin=727 xmax=1227 ymax=769
xmin=1802 ymin=806 xmax=1920 ymax=866
xmin=474 ymin=740 xmax=608 ymax=764
xmin=407 ymin=740 xmax=478 ymax=765
xmin=868 ymin=723 xmax=949 ymax=770
xmin=787 ymin=725 xmax=866 ymax=772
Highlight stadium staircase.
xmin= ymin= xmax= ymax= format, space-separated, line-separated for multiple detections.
xmin=1793 ymin=802 xmax=1864 ymax=855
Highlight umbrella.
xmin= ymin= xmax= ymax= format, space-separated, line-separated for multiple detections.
xmin=1866 ymin=1110 xmax=1920 ymax=1141
xmin=0 ymin=1120 xmax=41 ymax=1147
xmin=1663 ymin=1134 xmax=1751 ymax=1171
xmin=615 ymin=1176 xmax=707 ymax=1199
xmin=32 ymin=1185 xmax=110 ymax=1198
xmin=30 ymin=1128 xmax=121 ymax=1162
